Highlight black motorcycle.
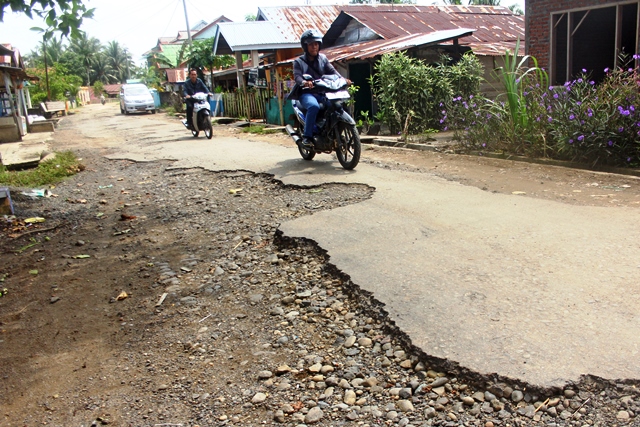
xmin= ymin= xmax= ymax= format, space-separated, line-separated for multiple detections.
xmin=285 ymin=74 xmax=361 ymax=170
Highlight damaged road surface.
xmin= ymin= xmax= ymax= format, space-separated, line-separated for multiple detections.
xmin=0 ymin=104 xmax=639 ymax=426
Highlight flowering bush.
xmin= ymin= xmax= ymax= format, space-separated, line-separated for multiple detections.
xmin=442 ymin=58 xmax=640 ymax=167
xmin=371 ymin=51 xmax=483 ymax=135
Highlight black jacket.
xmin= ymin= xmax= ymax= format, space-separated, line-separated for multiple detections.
xmin=293 ymin=53 xmax=340 ymax=86
xmin=183 ymin=77 xmax=208 ymax=96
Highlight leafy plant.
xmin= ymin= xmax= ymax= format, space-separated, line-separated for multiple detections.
xmin=370 ymin=51 xmax=481 ymax=134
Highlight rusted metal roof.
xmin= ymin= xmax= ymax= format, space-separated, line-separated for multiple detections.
xmin=322 ymin=28 xmax=475 ymax=62
xmin=257 ymin=5 xmax=343 ymax=43
xmin=325 ymin=5 xmax=524 ymax=56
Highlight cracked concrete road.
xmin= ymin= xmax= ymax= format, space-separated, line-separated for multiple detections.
xmin=77 ymin=104 xmax=640 ymax=388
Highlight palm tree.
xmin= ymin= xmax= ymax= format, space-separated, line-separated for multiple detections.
xmin=105 ymin=41 xmax=134 ymax=83
xmin=91 ymin=53 xmax=117 ymax=84
xmin=69 ymin=33 xmax=102 ymax=85
xmin=24 ymin=36 xmax=65 ymax=67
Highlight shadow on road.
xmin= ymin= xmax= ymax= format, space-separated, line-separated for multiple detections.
xmin=268 ymin=156 xmax=360 ymax=180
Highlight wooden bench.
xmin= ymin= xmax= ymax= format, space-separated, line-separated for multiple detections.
xmin=40 ymin=101 xmax=67 ymax=119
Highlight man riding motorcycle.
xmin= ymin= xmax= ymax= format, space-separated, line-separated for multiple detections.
xmin=292 ymin=29 xmax=350 ymax=149
xmin=183 ymin=68 xmax=211 ymax=130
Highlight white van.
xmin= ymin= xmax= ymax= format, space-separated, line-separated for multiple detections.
xmin=120 ymin=84 xmax=156 ymax=114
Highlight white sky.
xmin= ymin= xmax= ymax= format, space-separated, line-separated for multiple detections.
xmin=0 ymin=0 xmax=525 ymax=65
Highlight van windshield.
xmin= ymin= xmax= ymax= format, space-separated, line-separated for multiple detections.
xmin=124 ymin=86 xmax=148 ymax=95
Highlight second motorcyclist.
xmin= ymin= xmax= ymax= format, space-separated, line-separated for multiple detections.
xmin=292 ymin=29 xmax=350 ymax=149
xmin=184 ymin=68 xmax=211 ymax=130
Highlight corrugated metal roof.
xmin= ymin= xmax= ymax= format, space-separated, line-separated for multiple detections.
xmin=321 ymin=28 xmax=475 ymax=61
xmin=325 ymin=5 xmax=524 ymax=56
xmin=214 ymin=21 xmax=299 ymax=54
xmin=257 ymin=5 xmax=342 ymax=42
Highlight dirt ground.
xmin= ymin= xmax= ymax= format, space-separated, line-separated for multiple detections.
xmin=0 ymin=112 xmax=638 ymax=427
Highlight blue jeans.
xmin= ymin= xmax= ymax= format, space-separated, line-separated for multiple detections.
xmin=299 ymin=92 xmax=323 ymax=138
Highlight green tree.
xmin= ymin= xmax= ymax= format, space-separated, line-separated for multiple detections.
xmin=24 ymin=36 xmax=64 ymax=67
xmin=91 ymin=53 xmax=116 ymax=84
xmin=185 ymin=38 xmax=235 ymax=91
xmin=0 ymin=0 xmax=95 ymax=38
xmin=508 ymin=4 xmax=524 ymax=15
xmin=245 ymin=14 xmax=256 ymax=21
xmin=69 ymin=33 xmax=102 ymax=85
xmin=104 ymin=41 xmax=133 ymax=83
xmin=27 ymin=62 xmax=82 ymax=104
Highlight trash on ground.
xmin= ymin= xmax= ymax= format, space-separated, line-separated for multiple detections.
xmin=72 ymin=254 xmax=90 ymax=259
xmin=21 ymin=189 xmax=52 ymax=198
xmin=120 ymin=214 xmax=137 ymax=221
xmin=229 ymin=188 xmax=243 ymax=194
xmin=24 ymin=217 xmax=46 ymax=223
xmin=29 ymin=269 xmax=38 ymax=275
xmin=116 ymin=291 xmax=128 ymax=300
xmin=113 ymin=229 xmax=130 ymax=236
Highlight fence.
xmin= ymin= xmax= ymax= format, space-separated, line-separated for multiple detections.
xmin=221 ymin=88 xmax=269 ymax=121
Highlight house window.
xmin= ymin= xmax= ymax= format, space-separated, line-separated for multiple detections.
xmin=551 ymin=2 xmax=639 ymax=85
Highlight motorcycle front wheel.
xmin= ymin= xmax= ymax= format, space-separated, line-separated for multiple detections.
xmin=336 ymin=122 xmax=361 ymax=170
xmin=204 ymin=116 xmax=213 ymax=139
xmin=191 ymin=127 xmax=200 ymax=137
xmin=296 ymin=123 xmax=315 ymax=161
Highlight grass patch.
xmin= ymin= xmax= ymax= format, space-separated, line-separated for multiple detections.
xmin=240 ymin=124 xmax=281 ymax=135
xmin=0 ymin=151 xmax=85 ymax=187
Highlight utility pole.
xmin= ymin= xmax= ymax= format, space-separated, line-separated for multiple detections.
xmin=43 ymin=35 xmax=51 ymax=101
xmin=182 ymin=0 xmax=192 ymax=45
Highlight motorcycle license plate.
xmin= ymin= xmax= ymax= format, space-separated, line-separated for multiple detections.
xmin=325 ymin=91 xmax=349 ymax=100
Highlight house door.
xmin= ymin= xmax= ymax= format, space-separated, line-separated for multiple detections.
xmin=348 ymin=62 xmax=373 ymax=122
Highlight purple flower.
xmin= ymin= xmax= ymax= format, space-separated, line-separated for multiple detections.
xmin=482 ymin=143 xmax=486 ymax=147
xmin=569 ymin=139 xmax=574 ymax=144
xmin=604 ymin=68 xmax=610 ymax=73
xmin=590 ymin=81 xmax=595 ymax=85
xmin=634 ymin=54 xmax=640 ymax=60
xmin=608 ymin=140 xmax=613 ymax=146
xmin=577 ymin=78 xmax=583 ymax=83
xmin=582 ymin=68 xmax=587 ymax=73
xmin=548 ymin=117 xmax=553 ymax=123
xmin=578 ymin=135 xmax=584 ymax=141
xmin=619 ymin=127 xmax=625 ymax=132
xmin=553 ymin=93 xmax=559 ymax=99
xmin=444 ymin=127 xmax=448 ymax=131
xmin=569 ymin=114 xmax=575 ymax=120
xmin=628 ymin=157 xmax=632 ymax=162
xmin=548 ymin=86 xmax=554 ymax=90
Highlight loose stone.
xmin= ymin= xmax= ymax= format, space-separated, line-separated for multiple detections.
xmin=397 ymin=400 xmax=414 ymax=412
xmin=304 ymin=407 xmax=324 ymax=424
xmin=251 ymin=392 xmax=267 ymax=404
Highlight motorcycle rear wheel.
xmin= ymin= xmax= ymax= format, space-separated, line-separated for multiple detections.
xmin=336 ymin=123 xmax=361 ymax=170
xmin=296 ymin=123 xmax=315 ymax=161
xmin=204 ymin=116 xmax=213 ymax=139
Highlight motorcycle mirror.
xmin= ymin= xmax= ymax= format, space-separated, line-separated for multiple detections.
xmin=302 ymin=74 xmax=313 ymax=81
